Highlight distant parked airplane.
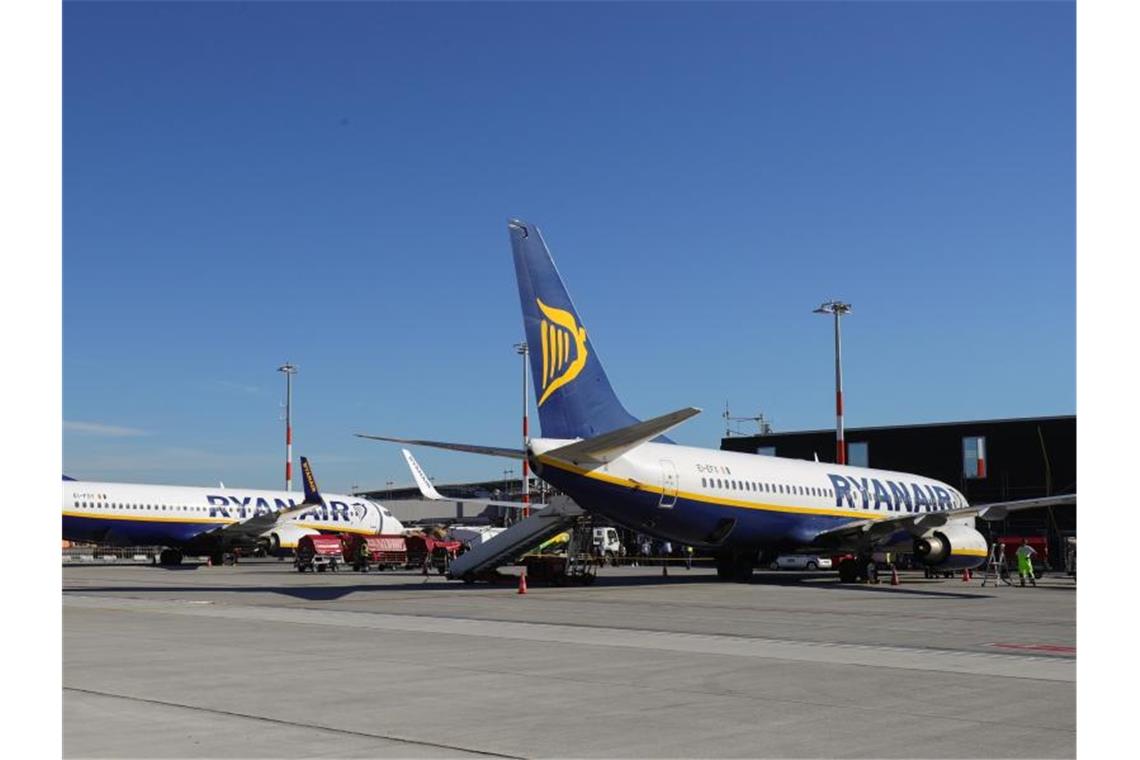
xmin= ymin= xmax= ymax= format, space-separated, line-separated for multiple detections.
xmin=62 ymin=457 xmax=404 ymax=565
xmin=359 ymin=220 xmax=1074 ymax=582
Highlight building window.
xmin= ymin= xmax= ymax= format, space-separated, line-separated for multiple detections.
xmin=756 ymin=446 xmax=776 ymax=456
xmin=963 ymin=436 xmax=987 ymax=479
xmin=848 ymin=442 xmax=869 ymax=468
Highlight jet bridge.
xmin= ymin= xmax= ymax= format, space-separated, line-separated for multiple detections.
xmin=446 ymin=496 xmax=585 ymax=581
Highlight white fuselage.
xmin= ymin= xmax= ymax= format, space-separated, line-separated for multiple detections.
xmin=531 ymin=438 xmax=973 ymax=550
xmin=62 ymin=480 xmax=404 ymax=550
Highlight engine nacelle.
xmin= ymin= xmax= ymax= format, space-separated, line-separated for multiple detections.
xmin=261 ymin=524 xmax=321 ymax=555
xmin=912 ymin=524 xmax=988 ymax=570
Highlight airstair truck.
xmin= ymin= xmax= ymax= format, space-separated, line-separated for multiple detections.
xmin=446 ymin=496 xmax=586 ymax=583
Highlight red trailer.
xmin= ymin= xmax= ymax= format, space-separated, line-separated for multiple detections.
xmin=294 ymin=534 xmax=344 ymax=573
xmin=405 ymin=533 xmax=462 ymax=574
xmin=342 ymin=534 xmax=407 ymax=572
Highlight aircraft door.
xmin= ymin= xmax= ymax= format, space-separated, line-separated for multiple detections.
xmin=659 ymin=460 xmax=679 ymax=509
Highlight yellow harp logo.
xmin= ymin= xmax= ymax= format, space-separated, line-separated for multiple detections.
xmin=537 ymin=298 xmax=589 ymax=406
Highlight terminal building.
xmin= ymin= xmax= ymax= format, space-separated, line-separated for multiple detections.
xmin=721 ymin=414 xmax=1076 ymax=566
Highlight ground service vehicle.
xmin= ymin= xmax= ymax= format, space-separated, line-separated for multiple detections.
xmin=405 ymin=533 xmax=462 ymax=574
xmin=294 ymin=534 xmax=343 ymax=572
xmin=592 ymin=527 xmax=622 ymax=564
xmin=769 ymin=555 xmax=833 ymax=571
xmin=342 ymin=534 xmax=407 ymax=571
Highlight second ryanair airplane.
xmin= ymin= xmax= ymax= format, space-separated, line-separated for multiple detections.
xmin=360 ymin=220 xmax=1074 ymax=582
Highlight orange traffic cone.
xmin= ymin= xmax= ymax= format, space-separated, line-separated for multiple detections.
xmin=518 ymin=572 xmax=528 ymax=595
xmin=890 ymin=566 xmax=900 ymax=586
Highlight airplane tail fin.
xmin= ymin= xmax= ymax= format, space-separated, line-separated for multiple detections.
xmin=509 ymin=219 xmax=644 ymax=440
xmin=299 ymin=457 xmax=324 ymax=506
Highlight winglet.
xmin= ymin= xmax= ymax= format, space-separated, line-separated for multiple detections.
xmin=300 ymin=456 xmax=324 ymax=506
xmin=402 ymin=449 xmax=445 ymax=500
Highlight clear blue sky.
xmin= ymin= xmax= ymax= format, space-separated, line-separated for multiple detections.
xmin=63 ymin=1 xmax=1075 ymax=492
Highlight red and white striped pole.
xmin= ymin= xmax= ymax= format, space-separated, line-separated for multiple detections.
xmin=278 ymin=363 xmax=298 ymax=491
xmin=515 ymin=342 xmax=531 ymax=518
xmin=814 ymin=301 xmax=852 ymax=465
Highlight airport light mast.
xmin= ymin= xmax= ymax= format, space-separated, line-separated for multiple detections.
xmin=515 ymin=341 xmax=531 ymax=517
xmin=813 ymin=301 xmax=852 ymax=465
xmin=278 ymin=362 xmax=298 ymax=491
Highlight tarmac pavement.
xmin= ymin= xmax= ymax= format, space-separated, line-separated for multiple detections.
xmin=63 ymin=562 xmax=1076 ymax=758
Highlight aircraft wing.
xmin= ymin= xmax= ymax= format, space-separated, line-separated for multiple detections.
xmin=401 ymin=449 xmax=544 ymax=511
xmin=808 ymin=493 xmax=1076 ymax=549
xmin=356 ymin=433 xmax=526 ymax=460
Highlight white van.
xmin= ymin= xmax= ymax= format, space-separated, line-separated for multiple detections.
xmin=592 ymin=527 xmax=622 ymax=563
xmin=769 ymin=555 xmax=833 ymax=571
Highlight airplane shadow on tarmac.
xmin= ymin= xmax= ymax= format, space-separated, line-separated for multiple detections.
xmin=63 ymin=566 xmax=1011 ymax=601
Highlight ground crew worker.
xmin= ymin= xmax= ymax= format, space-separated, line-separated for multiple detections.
xmin=1016 ymin=539 xmax=1037 ymax=587
xmin=358 ymin=539 xmax=370 ymax=572
xmin=866 ymin=558 xmax=879 ymax=584
xmin=685 ymin=545 xmax=694 ymax=570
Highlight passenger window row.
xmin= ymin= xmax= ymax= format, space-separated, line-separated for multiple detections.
xmin=73 ymin=501 xmax=208 ymax=513
xmin=697 ymin=478 xmax=834 ymax=500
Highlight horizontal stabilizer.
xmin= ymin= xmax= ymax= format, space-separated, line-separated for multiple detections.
xmin=544 ymin=407 xmax=701 ymax=465
xmin=355 ymin=433 xmax=526 ymax=460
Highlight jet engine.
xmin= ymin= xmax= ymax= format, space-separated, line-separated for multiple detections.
xmin=912 ymin=524 xmax=988 ymax=570
xmin=261 ymin=524 xmax=321 ymax=555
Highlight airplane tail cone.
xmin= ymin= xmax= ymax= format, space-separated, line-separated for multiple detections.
xmin=890 ymin=566 xmax=900 ymax=586
xmin=518 ymin=572 xmax=528 ymax=595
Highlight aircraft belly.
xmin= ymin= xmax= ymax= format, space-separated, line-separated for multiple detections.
xmin=63 ymin=514 xmax=217 ymax=547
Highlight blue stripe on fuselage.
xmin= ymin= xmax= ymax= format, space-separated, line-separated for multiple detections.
xmin=62 ymin=514 xmax=221 ymax=547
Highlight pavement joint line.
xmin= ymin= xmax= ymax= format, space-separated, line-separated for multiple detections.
xmin=65 ymin=594 xmax=1075 ymax=682
xmin=64 ymin=686 xmax=524 ymax=759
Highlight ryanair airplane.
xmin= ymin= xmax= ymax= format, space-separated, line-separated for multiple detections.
xmin=62 ymin=458 xmax=404 ymax=565
xmin=359 ymin=220 xmax=1074 ymax=582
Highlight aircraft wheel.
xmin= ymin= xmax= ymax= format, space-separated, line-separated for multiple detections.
xmin=715 ymin=552 xmax=734 ymax=581
xmin=732 ymin=555 xmax=755 ymax=583
xmin=158 ymin=549 xmax=183 ymax=566
xmin=837 ymin=558 xmax=859 ymax=583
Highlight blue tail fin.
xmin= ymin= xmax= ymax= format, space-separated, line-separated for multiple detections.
xmin=509 ymin=220 xmax=642 ymax=440
xmin=299 ymin=457 xmax=324 ymax=505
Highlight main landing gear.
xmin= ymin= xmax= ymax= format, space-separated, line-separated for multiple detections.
xmin=715 ymin=549 xmax=755 ymax=583
xmin=158 ymin=548 xmax=183 ymax=566
xmin=837 ymin=555 xmax=872 ymax=583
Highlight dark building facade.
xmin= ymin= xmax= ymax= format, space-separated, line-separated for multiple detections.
xmin=722 ymin=415 xmax=1076 ymax=565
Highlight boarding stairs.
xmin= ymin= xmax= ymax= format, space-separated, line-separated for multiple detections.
xmin=446 ymin=495 xmax=585 ymax=580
